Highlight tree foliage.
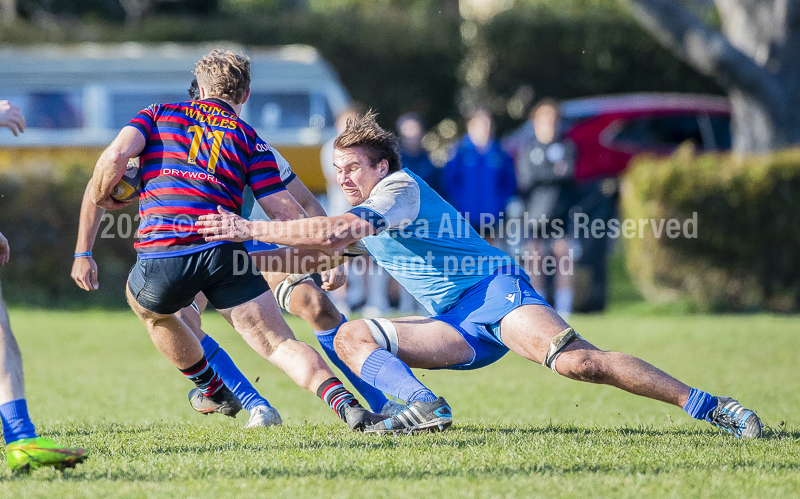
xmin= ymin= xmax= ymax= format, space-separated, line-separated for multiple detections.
xmin=625 ymin=0 xmax=800 ymax=152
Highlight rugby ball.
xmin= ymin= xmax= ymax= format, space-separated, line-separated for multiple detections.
xmin=111 ymin=158 xmax=142 ymax=202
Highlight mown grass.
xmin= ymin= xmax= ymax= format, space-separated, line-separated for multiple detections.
xmin=1 ymin=308 xmax=798 ymax=497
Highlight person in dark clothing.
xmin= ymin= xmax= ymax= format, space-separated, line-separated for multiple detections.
xmin=444 ymin=108 xmax=516 ymax=246
xmin=513 ymin=99 xmax=576 ymax=318
xmin=396 ymin=113 xmax=443 ymax=196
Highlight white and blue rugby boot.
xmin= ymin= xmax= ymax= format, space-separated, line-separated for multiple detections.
xmin=244 ymin=406 xmax=283 ymax=429
xmin=365 ymin=397 xmax=452 ymax=435
xmin=380 ymin=400 xmax=407 ymax=417
xmin=707 ymin=396 xmax=762 ymax=439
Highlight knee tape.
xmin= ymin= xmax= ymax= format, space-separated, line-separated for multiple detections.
xmin=364 ymin=318 xmax=399 ymax=356
xmin=543 ymin=327 xmax=583 ymax=373
xmin=273 ymin=273 xmax=313 ymax=312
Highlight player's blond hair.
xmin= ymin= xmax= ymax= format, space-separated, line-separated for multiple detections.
xmin=194 ymin=50 xmax=251 ymax=105
xmin=334 ymin=110 xmax=402 ymax=173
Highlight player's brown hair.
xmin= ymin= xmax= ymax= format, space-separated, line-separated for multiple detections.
xmin=334 ymin=110 xmax=402 ymax=173
xmin=194 ymin=50 xmax=251 ymax=105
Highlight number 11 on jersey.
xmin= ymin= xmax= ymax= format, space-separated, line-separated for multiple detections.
xmin=187 ymin=125 xmax=225 ymax=174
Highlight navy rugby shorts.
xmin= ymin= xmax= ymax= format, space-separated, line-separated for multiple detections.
xmin=128 ymin=242 xmax=270 ymax=314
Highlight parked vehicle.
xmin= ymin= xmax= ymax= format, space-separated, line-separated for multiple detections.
xmin=561 ymin=93 xmax=731 ymax=180
xmin=568 ymin=93 xmax=731 ymax=311
xmin=0 ymin=43 xmax=350 ymax=192
xmin=507 ymin=93 xmax=732 ymax=312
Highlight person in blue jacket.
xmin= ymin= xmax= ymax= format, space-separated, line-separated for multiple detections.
xmin=443 ymin=107 xmax=516 ymax=246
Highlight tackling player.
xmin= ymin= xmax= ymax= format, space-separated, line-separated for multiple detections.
xmin=197 ymin=111 xmax=763 ymax=438
xmin=87 ymin=50 xmax=384 ymax=431
xmin=1 ymin=100 xmax=87 ymax=472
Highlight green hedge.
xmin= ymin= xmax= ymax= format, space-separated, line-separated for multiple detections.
xmin=621 ymin=147 xmax=800 ymax=312
xmin=0 ymin=167 xmax=138 ymax=307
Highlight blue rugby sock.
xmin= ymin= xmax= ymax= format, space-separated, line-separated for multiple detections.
xmin=683 ymin=387 xmax=718 ymax=421
xmin=314 ymin=315 xmax=389 ymax=412
xmin=1 ymin=399 xmax=38 ymax=444
xmin=201 ymin=335 xmax=271 ymax=412
xmin=360 ymin=348 xmax=436 ymax=403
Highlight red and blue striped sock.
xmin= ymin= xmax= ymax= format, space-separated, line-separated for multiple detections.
xmin=316 ymin=377 xmax=359 ymax=420
xmin=180 ymin=357 xmax=225 ymax=403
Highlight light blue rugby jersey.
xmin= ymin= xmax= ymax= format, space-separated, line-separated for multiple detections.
xmin=349 ymin=169 xmax=522 ymax=315
xmin=241 ymin=147 xmax=296 ymax=220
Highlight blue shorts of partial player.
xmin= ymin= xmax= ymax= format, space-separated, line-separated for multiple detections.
xmin=431 ymin=266 xmax=550 ymax=370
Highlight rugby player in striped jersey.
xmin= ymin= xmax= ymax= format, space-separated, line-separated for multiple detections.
xmin=73 ymin=80 xmax=402 ymax=427
xmin=86 ymin=50 xmax=385 ymax=431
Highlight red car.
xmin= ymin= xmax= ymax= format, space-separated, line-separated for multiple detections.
xmin=504 ymin=93 xmax=732 ymax=311
xmin=560 ymin=93 xmax=731 ymax=181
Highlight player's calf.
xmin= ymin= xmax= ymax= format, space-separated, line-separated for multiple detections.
xmin=282 ymin=279 xmax=342 ymax=332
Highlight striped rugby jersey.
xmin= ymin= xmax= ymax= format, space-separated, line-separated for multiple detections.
xmin=126 ymin=98 xmax=286 ymax=259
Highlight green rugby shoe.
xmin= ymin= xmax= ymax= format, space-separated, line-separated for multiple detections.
xmin=5 ymin=437 xmax=88 ymax=473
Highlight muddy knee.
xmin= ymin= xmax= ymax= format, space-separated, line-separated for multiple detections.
xmin=333 ymin=320 xmax=376 ymax=359
xmin=564 ymin=350 xmax=607 ymax=383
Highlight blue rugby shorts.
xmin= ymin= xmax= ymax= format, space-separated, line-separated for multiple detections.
xmin=431 ymin=268 xmax=550 ymax=370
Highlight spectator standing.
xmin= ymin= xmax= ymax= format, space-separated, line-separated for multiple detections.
xmin=443 ymin=108 xmax=516 ymax=247
xmin=514 ymin=99 xmax=576 ymax=318
xmin=396 ymin=113 xmax=443 ymax=195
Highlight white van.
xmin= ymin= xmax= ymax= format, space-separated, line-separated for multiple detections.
xmin=0 ymin=42 xmax=350 ymax=192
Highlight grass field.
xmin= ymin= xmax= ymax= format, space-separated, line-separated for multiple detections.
xmin=1 ymin=308 xmax=799 ymax=498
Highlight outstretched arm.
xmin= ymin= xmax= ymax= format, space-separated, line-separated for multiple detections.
xmin=197 ymin=208 xmax=375 ymax=252
xmin=71 ymin=180 xmax=106 ymax=291
xmin=285 ymin=176 xmax=347 ymax=289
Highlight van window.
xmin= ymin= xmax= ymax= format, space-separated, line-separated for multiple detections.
xmin=612 ymin=115 xmax=704 ymax=149
xmin=111 ymin=92 xmax=190 ymax=129
xmin=5 ymin=92 xmax=83 ymax=129
xmin=247 ymin=91 xmax=335 ymax=131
